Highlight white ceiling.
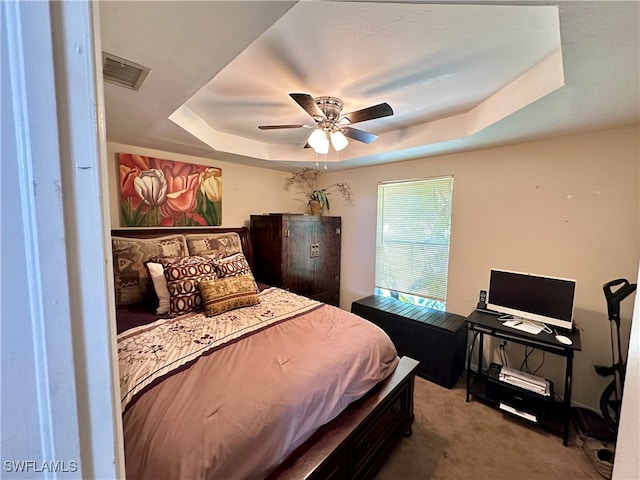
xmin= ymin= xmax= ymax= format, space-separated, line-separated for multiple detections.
xmin=100 ymin=1 xmax=640 ymax=172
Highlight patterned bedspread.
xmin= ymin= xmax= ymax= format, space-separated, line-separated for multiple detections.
xmin=118 ymin=287 xmax=320 ymax=409
xmin=121 ymin=287 xmax=399 ymax=479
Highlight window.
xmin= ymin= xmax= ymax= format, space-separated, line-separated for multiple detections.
xmin=375 ymin=176 xmax=453 ymax=310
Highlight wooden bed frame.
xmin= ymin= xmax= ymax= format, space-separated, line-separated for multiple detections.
xmin=112 ymin=226 xmax=418 ymax=479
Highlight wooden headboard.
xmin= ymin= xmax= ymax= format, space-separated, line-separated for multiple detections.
xmin=111 ymin=227 xmax=254 ymax=270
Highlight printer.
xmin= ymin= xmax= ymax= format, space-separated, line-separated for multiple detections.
xmin=486 ymin=363 xmax=555 ymax=422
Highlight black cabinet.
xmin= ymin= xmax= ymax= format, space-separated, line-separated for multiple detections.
xmin=250 ymin=214 xmax=341 ymax=306
xmin=351 ymin=295 xmax=466 ymax=388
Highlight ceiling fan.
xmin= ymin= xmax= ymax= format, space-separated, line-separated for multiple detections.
xmin=258 ymin=93 xmax=393 ymax=154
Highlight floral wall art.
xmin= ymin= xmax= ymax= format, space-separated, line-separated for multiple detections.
xmin=118 ymin=153 xmax=222 ymax=227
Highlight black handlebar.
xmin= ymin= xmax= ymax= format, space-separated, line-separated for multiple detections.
xmin=603 ymin=278 xmax=637 ymax=323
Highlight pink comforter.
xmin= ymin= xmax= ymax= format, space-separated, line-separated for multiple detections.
xmin=122 ymin=290 xmax=398 ymax=480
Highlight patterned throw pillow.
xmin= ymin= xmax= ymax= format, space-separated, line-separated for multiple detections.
xmin=185 ymin=232 xmax=243 ymax=258
xmin=112 ymin=235 xmax=188 ymax=305
xmin=199 ymin=275 xmax=260 ymax=317
xmin=215 ymin=253 xmax=252 ymax=278
xmin=155 ymin=256 xmax=217 ymax=316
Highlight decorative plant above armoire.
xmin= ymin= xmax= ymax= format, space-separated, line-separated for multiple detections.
xmin=289 ymin=167 xmax=353 ymax=215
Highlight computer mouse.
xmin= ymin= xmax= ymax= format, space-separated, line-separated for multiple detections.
xmin=555 ymin=334 xmax=572 ymax=345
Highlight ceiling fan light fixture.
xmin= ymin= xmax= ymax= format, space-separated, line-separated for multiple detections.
xmin=258 ymin=93 xmax=394 ymax=156
xmin=330 ymin=130 xmax=348 ymax=151
xmin=308 ymin=128 xmax=329 ymax=154
xmin=315 ymin=138 xmax=330 ymax=155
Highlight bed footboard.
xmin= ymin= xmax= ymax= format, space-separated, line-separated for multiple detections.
xmin=269 ymin=356 xmax=419 ymax=480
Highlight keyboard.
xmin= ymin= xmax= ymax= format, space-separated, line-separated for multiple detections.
xmin=476 ymin=308 xmax=500 ymax=315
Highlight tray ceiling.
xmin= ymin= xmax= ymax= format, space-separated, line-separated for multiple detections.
xmin=100 ymin=1 xmax=640 ymax=171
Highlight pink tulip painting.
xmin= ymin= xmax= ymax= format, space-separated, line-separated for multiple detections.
xmin=118 ymin=153 xmax=222 ymax=227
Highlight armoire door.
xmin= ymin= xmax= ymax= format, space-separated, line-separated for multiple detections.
xmin=282 ymin=217 xmax=317 ymax=299
xmin=312 ymin=217 xmax=341 ymax=306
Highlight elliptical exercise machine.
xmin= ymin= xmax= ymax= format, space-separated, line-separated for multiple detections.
xmin=595 ymin=278 xmax=636 ymax=432
xmin=580 ymin=278 xmax=636 ymax=479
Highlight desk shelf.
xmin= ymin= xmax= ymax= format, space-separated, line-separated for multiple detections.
xmin=467 ymin=371 xmax=565 ymax=436
xmin=465 ymin=310 xmax=581 ymax=446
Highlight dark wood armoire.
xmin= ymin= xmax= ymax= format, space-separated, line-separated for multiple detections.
xmin=250 ymin=214 xmax=341 ymax=306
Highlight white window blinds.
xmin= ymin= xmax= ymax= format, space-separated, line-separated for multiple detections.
xmin=375 ymin=176 xmax=453 ymax=302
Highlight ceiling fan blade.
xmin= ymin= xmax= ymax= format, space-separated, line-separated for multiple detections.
xmin=258 ymin=124 xmax=307 ymax=130
xmin=290 ymin=93 xmax=325 ymax=119
xmin=342 ymin=103 xmax=393 ymax=124
xmin=342 ymin=127 xmax=378 ymax=144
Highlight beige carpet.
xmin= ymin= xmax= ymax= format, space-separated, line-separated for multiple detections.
xmin=375 ymin=375 xmax=601 ymax=480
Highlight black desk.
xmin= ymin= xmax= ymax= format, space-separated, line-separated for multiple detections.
xmin=465 ymin=310 xmax=581 ymax=445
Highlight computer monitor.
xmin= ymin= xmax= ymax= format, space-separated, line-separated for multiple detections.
xmin=487 ymin=269 xmax=576 ymax=331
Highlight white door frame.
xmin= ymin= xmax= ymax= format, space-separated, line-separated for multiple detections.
xmin=1 ymin=1 xmax=123 ymax=477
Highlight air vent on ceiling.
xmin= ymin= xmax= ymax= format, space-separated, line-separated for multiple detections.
xmin=102 ymin=52 xmax=150 ymax=91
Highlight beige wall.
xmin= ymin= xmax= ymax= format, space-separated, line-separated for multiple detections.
xmin=106 ymin=127 xmax=639 ymax=409
xmin=322 ymin=125 xmax=640 ymax=410
xmin=106 ymin=142 xmax=294 ymax=229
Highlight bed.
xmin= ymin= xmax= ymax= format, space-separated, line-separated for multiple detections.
xmin=112 ymin=227 xmax=418 ymax=479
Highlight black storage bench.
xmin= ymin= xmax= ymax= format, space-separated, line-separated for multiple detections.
xmin=351 ymin=295 xmax=466 ymax=388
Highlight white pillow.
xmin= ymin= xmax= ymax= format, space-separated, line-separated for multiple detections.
xmin=147 ymin=262 xmax=170 ymax=315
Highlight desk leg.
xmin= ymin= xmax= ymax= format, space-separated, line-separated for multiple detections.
xmin=563 ymin=351 xmax=574 ymax=446
xmin=466 ymin=330 xmax=479 ymax=402
xmin=478 ymin=332 xmax=484 ymax=376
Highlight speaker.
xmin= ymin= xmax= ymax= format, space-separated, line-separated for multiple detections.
xmin=477 ymin=290 xmax=487 ymax=310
